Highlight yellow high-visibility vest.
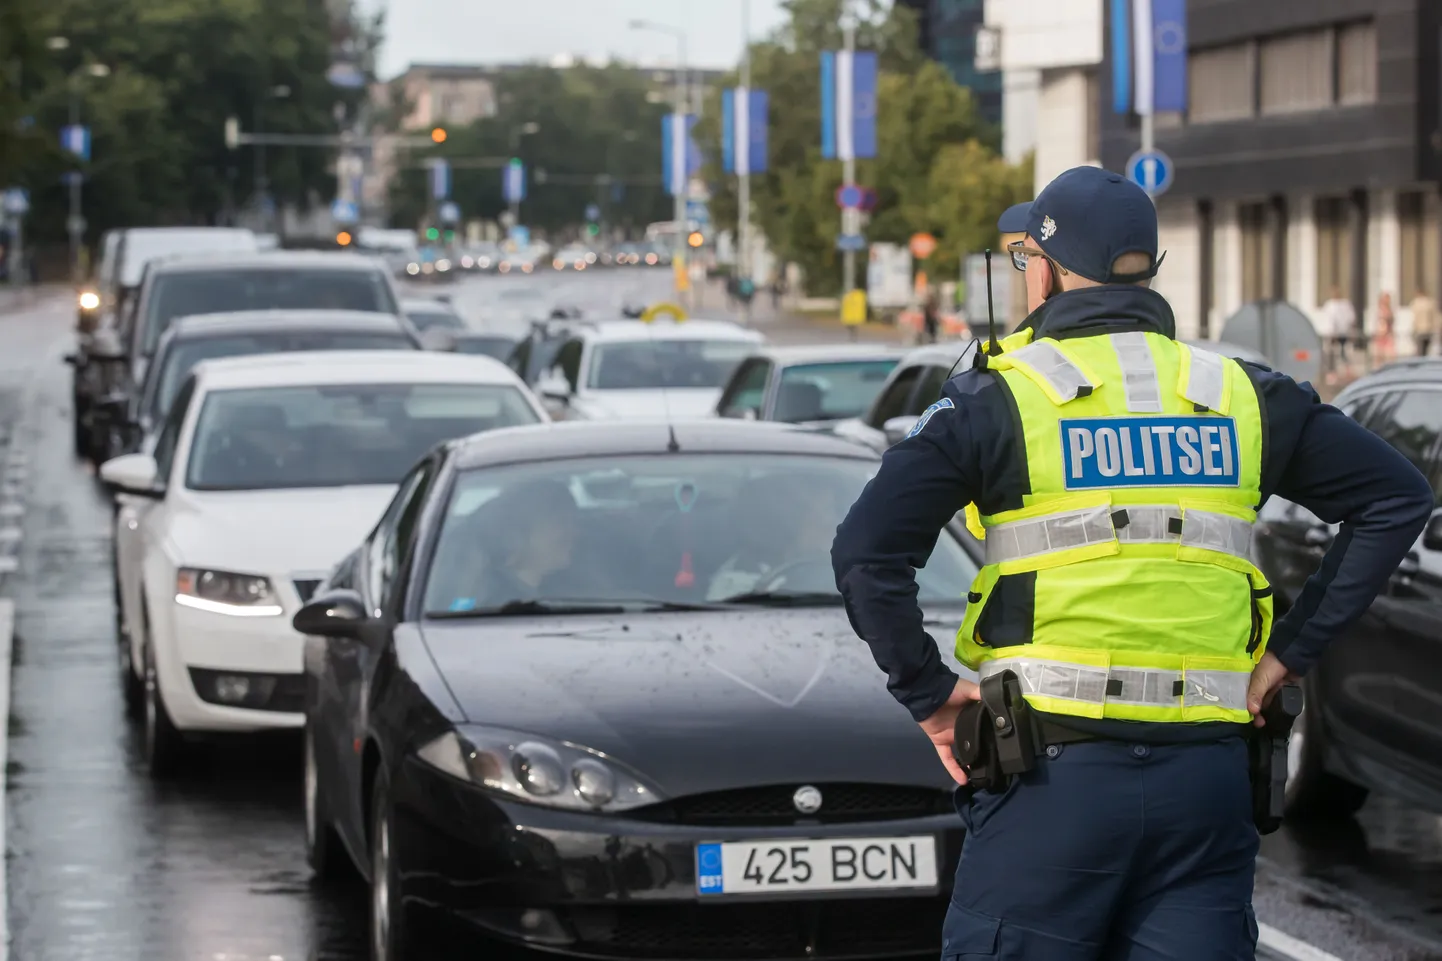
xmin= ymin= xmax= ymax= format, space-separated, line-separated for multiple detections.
xmin=957 ymin=328 xmax=1271 ymax=724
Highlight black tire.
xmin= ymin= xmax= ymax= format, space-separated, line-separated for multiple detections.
xmin=141 ymin=629 xmax=186 ymax=778
xmin=304 ymin=721 xmax=347 ymax=881
xmin=72 ymin=392 xmax=88 ymax=457
xmin=369 ymin=769 xmax=416 ymax=961
xmin=1284 ymin=674 xmax=1369 ymax=820
xmin=114 ymin=547 xmax=143 ymax=718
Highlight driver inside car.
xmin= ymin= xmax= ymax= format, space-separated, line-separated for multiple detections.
xmin=706 ymin=476 xmax=838 ymax=601
xmin=459 ymin=480 xmax=599 ymax=609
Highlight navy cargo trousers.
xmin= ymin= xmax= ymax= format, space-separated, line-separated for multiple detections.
xmin=942 ymin=737 xmax=1260 ymax=961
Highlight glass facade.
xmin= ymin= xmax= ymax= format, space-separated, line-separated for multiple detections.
xmin=896 ymin=0 xmax=1002 ymax=127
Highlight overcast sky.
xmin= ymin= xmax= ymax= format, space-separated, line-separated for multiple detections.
xmin=370 ymin=0 xmax=792 ymax=79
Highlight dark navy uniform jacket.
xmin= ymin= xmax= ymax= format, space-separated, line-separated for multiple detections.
xmin=831 ymin=286 xmax=1433 ymax=743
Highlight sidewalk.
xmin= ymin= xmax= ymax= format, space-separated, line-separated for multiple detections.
xmin=0 ymin=285 xmax=64 ymax=314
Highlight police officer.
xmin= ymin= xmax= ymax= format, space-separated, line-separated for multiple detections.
xmin=831 ymin=166 xmax=1432 ymax=961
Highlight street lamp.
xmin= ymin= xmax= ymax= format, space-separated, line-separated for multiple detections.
xmin=45 ymin=36 xmax=69 ymax=51
xmin=629 ymin=19 xmax=689 ymax=283
xmin=51 ymin=37 xmax=111 ymax=283
xmin=254 ymin=83 xmax=291 ymax=232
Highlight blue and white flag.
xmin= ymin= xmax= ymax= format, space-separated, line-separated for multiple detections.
xmin=722 ymin=88 xmax=769 ymax=176
xmin=430 ymin=159 xmax=450 ymax=201
xmin=60 ymin=125 xmax=91 ymax=162
xmin=661 ymin=113 xmax=702 ymax=197
xmin=820 ymin=50 xmax=877 ymax=161
xmin=1111 ymin=0 xmax=1187 ymax=115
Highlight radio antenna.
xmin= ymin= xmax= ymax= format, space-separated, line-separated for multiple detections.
xmin=984 ymin=248 xmax=1000 ymax=357
xmin=640 ymin=315 xmax=680 ymax=452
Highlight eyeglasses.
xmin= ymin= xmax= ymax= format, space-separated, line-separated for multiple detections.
xmin=1006 ymin=241 xmax=1067 ymax=276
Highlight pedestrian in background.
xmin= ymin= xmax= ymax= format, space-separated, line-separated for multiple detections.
xmin=832 ymin=165 xmax=1432 ymax=960
xmin=922 ymin=289 xmax=940 ymax=344
xmin=1321 ymin=287 xmax=1356 ymax=376
xmin=1411 ymin=288 xmax=1437 ymax=357
xmin=1374 ymin=291 xmax=1396 ymax=367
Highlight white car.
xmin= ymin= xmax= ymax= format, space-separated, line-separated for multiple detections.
xmin=101 ymin=350 xmax=548 ymax=777
xmin=533 ymin=319 xmax=764 ymax=420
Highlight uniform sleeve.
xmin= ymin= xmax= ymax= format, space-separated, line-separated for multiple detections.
xmin=1255 ymin=371 xmax=1434 ymax=676
xmin=831 ymin=382 xmax=982 ymax=722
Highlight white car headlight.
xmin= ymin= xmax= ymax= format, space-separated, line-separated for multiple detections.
xmin=416 ymin=727 xmax=660 ymax=813
xmin=78 ymin=290 xmax=101 ymax=310
xmin=175 ymin=568 xmax=283 ymax=616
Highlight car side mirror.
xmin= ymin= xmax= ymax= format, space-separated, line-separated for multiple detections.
xmin=99 ymin=452 xmax=162 ymax=499
xmin=537 ymin=370 xmax=572 ymax=402
xmin=419 ymin=327 xmax=458 ymax=352
xmin=292 ymin=588 xmax=371 ymax=640
xmin=883 ymin=415 xmax=919 ymax=445
xmin=1422 ymin=512 xmax=1442 ymax=552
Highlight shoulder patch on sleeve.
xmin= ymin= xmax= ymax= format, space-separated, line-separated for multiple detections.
xmin=907 ymin=397 xmax=954 ymax=437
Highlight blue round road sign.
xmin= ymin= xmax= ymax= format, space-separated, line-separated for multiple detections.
xmin=1126 ymin=149 xmax=1174 ymax=198
xmin=835 ymin=184 xmax=864 ymax=209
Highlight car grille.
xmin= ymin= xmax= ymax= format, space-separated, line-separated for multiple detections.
xmin=292 ymin=579 xmax=323 ymax=603
xmin=629 ymin=783 xmax=954 ymax=827
xmin=563 ymin=896 xmax=946 ymax=959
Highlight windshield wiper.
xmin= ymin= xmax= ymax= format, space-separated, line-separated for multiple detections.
xmin=427 ymin=597 xmax=727 ymax=619
xmin=714 ymin=590 xmax=844 ymax=608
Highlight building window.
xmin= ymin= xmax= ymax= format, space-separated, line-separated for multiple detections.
xmin=1239 ymin=203 xmax=1273 ymax=304
xmin=1260 ymin=29 xmax=1333 ymax=115
xmin=1337 ymin=21 xmax=1377 ymax=106
xmin=1399 ymin=192 xmax=1440 ymax=302
xmin=1189 ymin=43 xmax=1255 ymax=123
xmin=1315 ymin=197 xmax=1352 ymax=306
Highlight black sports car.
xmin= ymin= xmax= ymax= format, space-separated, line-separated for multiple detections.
xmin=296 ymin=420 xmax=980 ymax=961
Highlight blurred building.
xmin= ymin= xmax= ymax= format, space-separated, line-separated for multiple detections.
xmin=1098 ymin=0 xmax=1439 ymax=344
xmin=896 ymin=0 xmax=1005 ymax=129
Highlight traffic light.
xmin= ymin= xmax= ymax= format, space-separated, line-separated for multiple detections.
xmin=335 ymin=230 xmax=352 ymax=246
xmin=425 ymin=227 xmax=440 ymax=241
xmin=687 ymin=231 xmax=705 ymax=248
xmin=430 ymin=127 xmax=447 ymax=144
xmin=586 ymin=222 xmax=600 ymax=237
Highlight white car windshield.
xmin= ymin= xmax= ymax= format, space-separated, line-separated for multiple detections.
xmin=423 ymin=453 xmax=976 ymax=615
xmin=775 ymin=360 xmax=901 ymax=422
xmin=142 ymin=268 xmax=399 ymax=354
xmin=587 ymin=340 xmax=755 ymax=390
xmin=185 ymin=382 xmax=540 ymax=491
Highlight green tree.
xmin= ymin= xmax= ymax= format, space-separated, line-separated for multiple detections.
xmin=697 ymin=0 xmax=1028 ymax=295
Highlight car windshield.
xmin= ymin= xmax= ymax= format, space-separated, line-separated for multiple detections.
xmin=407 ymin=309 xmax=465 ymax=332
xmin=146 ymin=330 xmax=415 ymax=424
xmin=185 ymin=382 xmax=540 ymax=491
xmin=142 ymin=268 xmax=398 ymax=354
xmin=587 ymin=339 xmax=755 ymax=390
xmin=422 ymin=453 xmax=975 ymax=615
xmin=775 ymin=360 xmax=901 ymax=422
xmin=454 ymin=335 xmax=518 ymax=360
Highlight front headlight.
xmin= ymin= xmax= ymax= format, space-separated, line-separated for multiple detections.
xmin=78 ymin=290 xmax=101 ymax=311
xmin=175 ymin=567 xmax=283 ymax=616
xmin=416 ymin=727 xmax=661 ymax=813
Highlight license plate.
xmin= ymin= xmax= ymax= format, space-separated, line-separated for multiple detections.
xmin=695 ymin=835 xmax=938 ymax=896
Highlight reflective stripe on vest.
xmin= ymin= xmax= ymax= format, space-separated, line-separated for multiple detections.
xmin=1180 ymin=344 xmax=1228 ymax=412
xmin=1111 ymin=332 xmax=1163 ymax=413
xmin=1004 ymin=341 xmax=1098 ymax=404
xmin=983 ymin=504 xmax=1255 ymax=567
xmin=977 ymin=658 xmax=1250 ymax=713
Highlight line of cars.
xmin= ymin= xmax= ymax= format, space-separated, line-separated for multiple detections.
xmin=76 ymin=239 xmax=985 ymax=959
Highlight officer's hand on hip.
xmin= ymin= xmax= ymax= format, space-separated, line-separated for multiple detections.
xmin=1246 ymin=652 xmax=1298 ymax=728
xmin=918 ymin=679 xmax=982 ymax=785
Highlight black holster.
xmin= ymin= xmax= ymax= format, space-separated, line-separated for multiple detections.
xmin=951 ymin=671 xmax=1092 ymax=794
xmin=1248 ymin=682 xmax=1304 ymax=834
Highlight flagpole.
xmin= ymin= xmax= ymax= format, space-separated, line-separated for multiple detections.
xmin=840 ymin=0 xmax=857 ymax=309
xmin=739 ymin=0 xmax=752 ymax=326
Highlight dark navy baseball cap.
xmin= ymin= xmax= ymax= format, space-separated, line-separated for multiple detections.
xmin=997 ymin=166 xmax=1162 ymax=284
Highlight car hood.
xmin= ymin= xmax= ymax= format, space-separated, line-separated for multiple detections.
xmin=166 ymin=485 xmax=395 ymax=575
xmin=571 ymin=389 xmax=722 ymax=420
xmin=419 ymin=607 xmax=970 ymax=797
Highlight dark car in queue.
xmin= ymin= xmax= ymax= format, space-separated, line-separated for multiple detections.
xmin=107 ymin=310 xmax=423 ymax=456
xmin=67 ymin=227 xmax=261 ymax=462
xmin=440 ymin=330 xmax=522 ymax=361
xmin=716 ymin=345 xmax=905 ymax=425
xmin=401 ymin=297 xmax=467 ymax=334
xmin=82 ymin=251 xmax=404 ymax=465
xmin=1254 ymin=358 xmax=1442 ymax=819
xmin=297 ymin=420 xmax=979 ymax=961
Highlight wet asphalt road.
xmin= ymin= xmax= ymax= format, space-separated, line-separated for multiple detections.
xmin=0 ymin=272 xmax=1439 ymax=961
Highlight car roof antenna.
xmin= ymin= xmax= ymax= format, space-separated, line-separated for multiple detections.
xmin=642 ymin=320 xmax=680 ymax=452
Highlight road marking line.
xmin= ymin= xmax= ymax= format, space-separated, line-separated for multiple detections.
xmin=0 ymin=558 xmax=14 ymax=574
xmin=0 ymin=597 xmax=13 ymax=961
xmin=0 ymin=505 xmax=20 ymax=518
xmin=1259 ymin=922 xmax=1347 ymax=961
xmin=0 ymin=530 xmax=18 ymax=543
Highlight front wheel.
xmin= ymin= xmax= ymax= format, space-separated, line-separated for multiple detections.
xmin=142 ymin=634 xmax=186 ymax=778
xmin=1284 ymin=674 xmax=1369 ymax=820
xmin=304 ymin=722 xmax=347 ymax=881
xmin=369 ymin=770 xmax=416 ymax=961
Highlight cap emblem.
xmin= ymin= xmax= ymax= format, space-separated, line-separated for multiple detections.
xmin=1040 ymin=215 xmax=1057 ymax=241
